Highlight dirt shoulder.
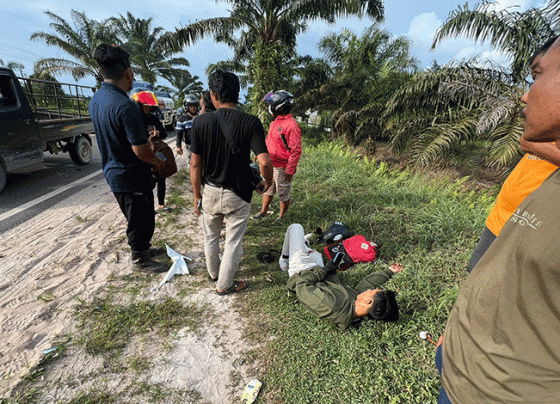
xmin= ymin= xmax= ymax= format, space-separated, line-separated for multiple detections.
xmin=0 ymin=159 xmax=262 ymax=403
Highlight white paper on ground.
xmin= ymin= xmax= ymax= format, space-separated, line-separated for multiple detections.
xmin=157 ymin=244 xmax=193 ymax=289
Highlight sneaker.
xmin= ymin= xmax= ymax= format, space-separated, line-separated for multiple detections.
xmin=272 ymin=216 xmax=283 ymax=225
xmin=149 ymin=246 xmax=167 ymax=257
xmin=251 ymin=212 xmax=267 ymax=220
xmin=131 ymin=250 xmax=168 ymax=273
xmin=279 ymin=255 xmax=289 ymax=271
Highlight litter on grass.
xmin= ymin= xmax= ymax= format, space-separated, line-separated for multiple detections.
xmin=157 ymin=244 xmax=193 ymax=289
xmin=241 ymin=379 xmax=262 ymax=404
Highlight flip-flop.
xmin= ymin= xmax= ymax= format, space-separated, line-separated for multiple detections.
xmin=216 ymin=280 xmax=248 ymax=295
xmin=256 ymin=249 xmax=280 ymax=264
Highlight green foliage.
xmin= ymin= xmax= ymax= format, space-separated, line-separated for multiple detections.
xmin=432 ymin=0 xmax=559 ymax=83
xmin=299 ymin=24 xmax=419 ymax=145
xmin=109 ymin=12 xmax=192 ymax=87
xmin=385 ymin=61 xmax=525 ymax=167
xmin=300 ymin=123 xmax=328 ymax=147
xmin=30 ymin=10 xmax=117 ymax=85
xmin=243 ymin=140 xmax=494 ymax=403
xmin=247 ymin=42 xmax=293 ymax=119
xmin=386 ymin=0 xmax=560 ymax=168
xmin=164 ymin=0 xmax=385 ymax=118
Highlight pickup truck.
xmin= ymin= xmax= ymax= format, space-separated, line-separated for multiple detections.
xmin=0 ymin=67 xmax=95 ymax=193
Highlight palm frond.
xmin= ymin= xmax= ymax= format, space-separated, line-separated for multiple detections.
xmin=413 ymin=114 xmax=478 ymax=166
xmin=34 ymin=58 xmax=96 ymax=81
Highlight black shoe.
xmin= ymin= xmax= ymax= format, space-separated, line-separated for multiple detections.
xmin=132 ymin=250 xmax=168 ymax=273
xmin=149 ymin=246 xmax=167 ymax=257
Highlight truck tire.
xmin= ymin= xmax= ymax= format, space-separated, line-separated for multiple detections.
xmin=69 ymin=135 xmax=92 ymax=165
xmin=166 ymin=116 xmax=177 ymax=131
xmin=0 ymin=164 xmax=6 ymax=194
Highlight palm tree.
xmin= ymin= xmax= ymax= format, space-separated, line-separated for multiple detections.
xmin=432 ymin=0 xmax=557 ymax=83
xmin=299 ymin=25 xmax=419 ymax=144
xmin=163 ymin=0 xmax=384 ymax=116
xmin=109 ymin=12 xmax=191 ymax=86
xmin=384 ymin=0 xmax=560 ymax=168
xmin=159 ymin=69 xmax=204 ymax=107
xmin=384 ymin=61 xmax=522 ymax=167
xmin=0 ymin=60 xmax=25 ymax=76
xmin=30 ymin=10 xmax=117 ymax=85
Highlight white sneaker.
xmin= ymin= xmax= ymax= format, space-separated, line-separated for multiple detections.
xmin=279 ymin=256 xmax=289 ymax=271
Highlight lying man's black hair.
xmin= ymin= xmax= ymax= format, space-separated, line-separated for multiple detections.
xmin=369 ymin=290 xmax=399 ymax=322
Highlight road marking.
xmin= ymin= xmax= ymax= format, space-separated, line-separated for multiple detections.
xmin=0 ymin=170 xmax=103 ymax=222
xmin=0 ymin=137 xmax=177 ymax=223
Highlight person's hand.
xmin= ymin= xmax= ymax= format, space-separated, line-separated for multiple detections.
xmin=194 ymin=197 xmax=202 ymax=215
xmin=519 ymin=135 xmax=531 ymax=152
xmin=256 ymin=180 xmax=271 ymax=194
xmin=285 ymin=173 xmax=293 ymax=182
xmin=254 ymin=180 xmax=266 ymax=194
xmin=389 ymin=263 xmax=403 ymax=273
xmin=150 ymin=129 xmax=160 ymax=138
xmin=177 ymin=147 xmax=183 ymax=155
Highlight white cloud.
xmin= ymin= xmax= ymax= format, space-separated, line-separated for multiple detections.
xmin=489 ymin=0 xmax=532 ymax=11
xmin=406 ymin=12 xmax=440 ymax=46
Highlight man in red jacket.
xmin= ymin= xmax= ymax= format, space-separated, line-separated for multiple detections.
xmin=252 ymin=90 xmax=302 ymax=225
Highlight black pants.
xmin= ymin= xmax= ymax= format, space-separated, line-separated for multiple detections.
xmin=114 ymin=191 xmax=155 ymax=252
xmin=156 ymin=178 xmax=166 ymax=206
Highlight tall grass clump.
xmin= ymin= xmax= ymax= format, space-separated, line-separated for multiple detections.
xmin=243 ymin=139 xmax=494 ymax=403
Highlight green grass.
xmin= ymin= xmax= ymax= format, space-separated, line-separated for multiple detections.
xmin=240 ymin=140 xmax=494 ymax=403
xmin=74 ymin=293 xmax=207 ymax=355
xmin=4 ymin=140 xmax=496 ymax=404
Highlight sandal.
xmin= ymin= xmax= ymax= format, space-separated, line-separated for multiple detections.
xmin=256 ymin=249 xmax=280 ymax=264
xmin=216 ymin=280 xmax=248 ymax=295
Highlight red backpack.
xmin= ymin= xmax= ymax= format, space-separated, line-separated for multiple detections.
xmin=324 ymin=235 xmax=377 ymax=271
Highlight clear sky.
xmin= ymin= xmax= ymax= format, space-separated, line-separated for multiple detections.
xmin=0 ymin=0 xmax=541 ymax=92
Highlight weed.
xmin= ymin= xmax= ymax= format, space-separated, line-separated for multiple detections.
xmin=74 ymin=295 xmax=207 ymax=355
xmin=66 ymin=390 xmax=117 ymax=403
xmin=36 ymin=291 xmax=55 ymax=302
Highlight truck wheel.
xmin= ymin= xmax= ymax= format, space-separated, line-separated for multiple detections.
xmin=167 ymin=116 xmax=177 ymax=131
xmin=69 ymin=136 xmax=92 ymax=165
xmin=0 ymin=164 xmax=6 ymax=194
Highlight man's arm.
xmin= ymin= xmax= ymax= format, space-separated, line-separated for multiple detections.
xmin=285 ymin=124 xmax=302 ymax=179
xmin=256 ymin=152 xmax=273 ymax=193
xmin=190 ymin=152 xmax=203 ymax=215
xmin=151 ymin=115 xmax=168 ymax=140
xmin=131 ymin=144 xmax=165 ymax=176
xmin=286 ymin=265 xmax=328 ymax=294
xmin=355 ymin=264 xmax=402 ymax=294
xmin=519 ymin=137 xmax=560 ymax=166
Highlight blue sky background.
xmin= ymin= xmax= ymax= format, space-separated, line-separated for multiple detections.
xmin=0 ymin=0 xmax=542 ymax=93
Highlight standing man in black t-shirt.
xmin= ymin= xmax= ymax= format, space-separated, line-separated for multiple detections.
xmin=190 ymin=70 xmax=273 ymax=295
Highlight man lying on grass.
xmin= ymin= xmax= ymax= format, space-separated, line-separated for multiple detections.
xmin=281 ymin=224 xmax=402 ymax=330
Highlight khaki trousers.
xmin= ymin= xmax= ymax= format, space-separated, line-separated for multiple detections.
xmin=202 ymin=185 xmax=251 ymax=291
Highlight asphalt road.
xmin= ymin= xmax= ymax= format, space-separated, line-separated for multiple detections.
xmin=0 ymin=132 xmax=178 ymax=234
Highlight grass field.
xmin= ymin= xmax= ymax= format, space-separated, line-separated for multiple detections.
xmin=2 ymin=139 xmax=500 ymax=403
xmin=239 ymin=140 xmax=497 ymax=403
